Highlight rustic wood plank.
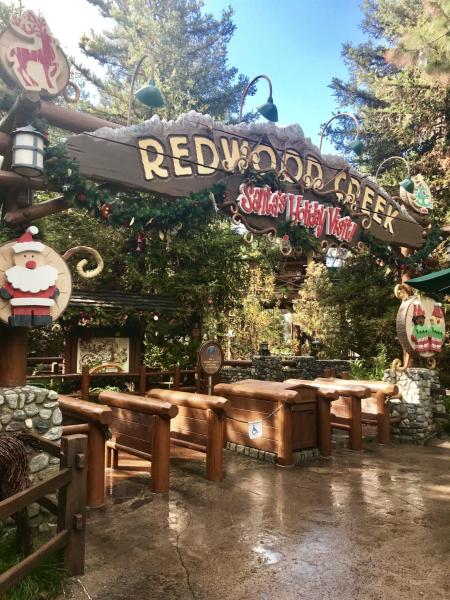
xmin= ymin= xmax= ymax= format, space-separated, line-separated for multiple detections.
xmin=0 ymin=469 xmax=71 ymax=521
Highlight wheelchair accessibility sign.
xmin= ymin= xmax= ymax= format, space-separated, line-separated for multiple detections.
xmin=248 ymin=420 xmax=263 ymax=439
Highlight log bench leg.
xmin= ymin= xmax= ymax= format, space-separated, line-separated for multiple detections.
xmin=348 ymin=395 xmax=363 ymax=451
xmin=151 ymin=415 xmax=170 ymax=493
xmin=277 ymin=402 xmax=294 ymax=467
xmin=376 ymin=391 xmax=390 ymax=444
xmin=206 ymin=409 xmax=224 ymax=481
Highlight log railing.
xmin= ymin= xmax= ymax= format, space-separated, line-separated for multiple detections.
xmin=99 ymin=391 xmax=178 ymax=493
xmin=59 ymin=395 xmax=113 ymax=508
xmin=0 ymin=434 xmax=88 ymax=596
xmin=315 ymin=377 xmax=400 ymax=444
xmin=148 ymin=389 xmax=230 ymax=481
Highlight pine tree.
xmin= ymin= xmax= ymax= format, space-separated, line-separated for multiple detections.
xmin=75 ymin=0 xmax=249 ymax=122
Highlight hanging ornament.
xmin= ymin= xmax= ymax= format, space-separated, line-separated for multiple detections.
xmin=135 ymin=231 xmax=146 ymax=253
xmin=100 ymin=203 xmax=111 ymax=220
xmin=129 ymin=216 xmax=135 ymax=227
xmin=158 ymin=230 xmax=165 ymax=240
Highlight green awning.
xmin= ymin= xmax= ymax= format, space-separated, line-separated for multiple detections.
xmin=407 ymin=268 xmax=450 ymax=294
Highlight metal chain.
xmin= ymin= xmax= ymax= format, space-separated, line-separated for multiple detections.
xmin=225 ymin=403 xmax=282 ymax=425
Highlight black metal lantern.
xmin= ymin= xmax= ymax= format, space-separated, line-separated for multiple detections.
xmin=259 ymin=341 xmax=271 ymax=356
xmin=11 ymin=125 xmax=45 ymax=177
xmin=311 ymin=332 xmax=321 ymax=356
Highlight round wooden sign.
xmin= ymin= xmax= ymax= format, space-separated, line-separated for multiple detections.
xmin=0 ymin=231 xmax=72 ymax=327
xmin=0 ymin=11 xmax=70 ymax=98
xmin=396 ymin=295 xmax=445 ymax=358
xmin=198 ymin=340 xmax=224 ymax=375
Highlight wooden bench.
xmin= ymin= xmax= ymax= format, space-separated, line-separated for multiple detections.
xmin=99 ymin=391 xmax=178 ymax=493
xmin=315 ymin=378 xmax=400 ymax=444
xmin=214 ymin=379 xmax=338 ymax=466
xmin=148 ymin=389 xmax=229 ymax=481
xmin=283 ymin=379 xmax=371 ymax=451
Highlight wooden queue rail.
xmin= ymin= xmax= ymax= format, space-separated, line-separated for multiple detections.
xmin=0 ymin=435 xmax=87 ymax=595
xmin=59 ymin=395 xmax=112 ymax=508
xmin=148 ymin=388 xmax=230 ymax=481
xmin=99 ymin=390 xmax=179 ymax=492
xmin=284 ymin=378 xmax=371 ymax=452
xmin=315 ymin=377 xmax=400 ymax=444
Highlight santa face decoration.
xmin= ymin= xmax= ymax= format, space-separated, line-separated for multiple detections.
xmin=396 ymin=295 xmax=446 ymax=359
xmin=0 ymin=226 xmax=71 ymax=327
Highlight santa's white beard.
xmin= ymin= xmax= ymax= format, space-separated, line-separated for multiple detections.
xmin=6 ymin=265 xmax=58 ymax=293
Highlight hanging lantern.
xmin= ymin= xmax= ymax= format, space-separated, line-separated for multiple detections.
xmin=11 ymin=125 xmax=45 ymax=177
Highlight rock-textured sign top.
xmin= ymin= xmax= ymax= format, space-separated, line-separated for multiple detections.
xmin=0 ymin=11 xmax=69 ymax=97
xmin=67 ymin=111 xmax=425 ymax=248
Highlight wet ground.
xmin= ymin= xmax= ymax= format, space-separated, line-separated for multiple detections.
xmin=62 ymin=441 xmax=450 ymax=600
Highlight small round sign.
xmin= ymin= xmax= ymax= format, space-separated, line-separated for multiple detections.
xmin=198 ymin=340 xmax=224 ymax=375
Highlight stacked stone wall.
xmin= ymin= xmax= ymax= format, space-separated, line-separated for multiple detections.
xmin=220 ymin=355 xmax=351 ymax=384
xmin=384 ymin=368 xmax=447 ymax=443
xmin=0 ymin=386 xmax=61 ymax=536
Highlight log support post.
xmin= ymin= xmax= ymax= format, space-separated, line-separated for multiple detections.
xmin=58 ymin=434 xmax=88 ymax=576
xmin=317 ymin=395 xmax=332 ymax=457
xmin=139 ymin=364 xmax=147 ymax=396
xmin=348 ymin=395 xmax=363 ymax=451
xmin=277 ymin=401 xmax=294 ymax=467
xmin=81 ymin=365 xmax=89 ymax=401
xmin=0 ymin=326 xmax=28 ymax=387
xmin=376 ymin=391 xmax=390 ymax=445
xmin=86 ymin=425 xmax=107 ymax=508
xmin=151 ymin=415 xmax=171 ymax=492
xmin=174 ymin=364 xmax=181 ymax=390
xmin=206 ymin=409 xmax=224 ymax=481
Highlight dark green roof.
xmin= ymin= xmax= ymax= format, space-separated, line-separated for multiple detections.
xmin=407 ymin=268 xmax=450 ymax=294
xmin=69 ymin=290 xmax=178 ymax=313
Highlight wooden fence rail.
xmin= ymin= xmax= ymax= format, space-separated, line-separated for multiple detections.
xmin=0 ymin=434 xmax=88 ymax=596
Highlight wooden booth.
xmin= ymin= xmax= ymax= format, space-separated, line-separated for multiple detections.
xmin=63 ymin=290 xmax=177 ymax=374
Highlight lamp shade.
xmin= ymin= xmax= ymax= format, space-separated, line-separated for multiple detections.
xmin=347 ymin=138 xmax=364 ymax=156
xmin=135 ymin=79 xmax=165 ymax=108
xmin=11 ymin=125 xmax=45 ymax=177
xmin=257 ymin=97 xmax=278 ymax=122
xmin=400 ymin=176 xmax=414 ymax=193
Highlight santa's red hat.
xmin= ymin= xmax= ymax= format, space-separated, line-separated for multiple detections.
xmin=13 ymin=226 xmax=44 ymax=254
xmin=413 ymin=301 xmax=425 ymax=318
xmin=432 ymin=303 xmax=444 ymax=319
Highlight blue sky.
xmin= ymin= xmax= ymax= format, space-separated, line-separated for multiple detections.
xmin=203 ymin=0 xmax=367 ymax=151
xmin=27 ymin=0 xmax=367 ymax=153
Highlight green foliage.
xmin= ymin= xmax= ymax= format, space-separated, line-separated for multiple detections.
xmin=349 ymin=344 xmax=390 ymax=380
xmin=77 ymin=0 xmax=249 ymax=122
xmin=294 ymin=255 xmax=400 ymax=361
xmin=328 ymin=0 xmax=449 ymax=241
xmin=0 ymin=531 xmax=65 ymax=600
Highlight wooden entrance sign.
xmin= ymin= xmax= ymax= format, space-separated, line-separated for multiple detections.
xmin=198 ymin=340 xmax=224 ymax=395
xmin=67 ymin=112 xmax=426 ymax=249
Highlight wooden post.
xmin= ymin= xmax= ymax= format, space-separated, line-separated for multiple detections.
xmin=376 ymin=391 xmax=390 ymax=444
xmin=348 ymin=395 xmax=363 ymax=451
xmin=0 ymin=326 xmax=28 ymax=387
xmin=277 ymin=402 xmax=294 ymax=466
xmin=81 ymin=365 xmax=89 ymax=401
xmin=317 ymin=396 xmax=332 ymax=457
xmin=139 ymin=364 xmax=147 ymax=396
xmin=87 ymin=425 xmax=106 ymax=508
xmin=206 ymin=409 xmax=224 ymax=481
xmin=174 ymin=364 xmax=181 ymax=390
xmin=151 ymin=415 xmax=170 ymax=492
xmin=58 ymin=434 xmax=88 ymax=576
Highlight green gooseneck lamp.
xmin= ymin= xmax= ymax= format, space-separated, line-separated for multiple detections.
xmin=375 ymin=156 xmax=414 ymax=193
xmin=127 ymin=55 xmax=165 ymax=126
xmin=239 ymin=74 xmax=278 ymax=123
xmin=319 ymin=112 xmax=364 ymax=156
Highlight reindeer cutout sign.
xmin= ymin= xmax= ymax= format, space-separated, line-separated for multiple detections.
xmin=0 ymin=10 xmax=69 ymax=97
